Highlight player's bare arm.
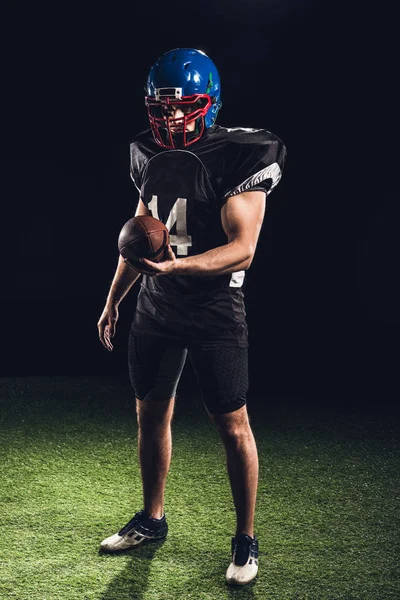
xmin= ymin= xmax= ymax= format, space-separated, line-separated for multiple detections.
xmin=97 ymin=199 xmax=149 ymax=351
xmin=140 ymin=190 xmax=266 ymax=276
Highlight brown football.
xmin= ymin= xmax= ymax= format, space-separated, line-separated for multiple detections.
xmin=117 ymin=215 xmax=169 ymax=270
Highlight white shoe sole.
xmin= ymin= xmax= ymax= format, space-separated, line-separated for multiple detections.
xmin=226 ymin=557 xmax=258 ymax=585
xmin=100 ymin=530 xmax=166 ymax=552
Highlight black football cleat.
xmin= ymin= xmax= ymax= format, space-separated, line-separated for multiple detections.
xmin=100 ymin=509 xmax=168 ymax=552
xmin=226 ymin=534 xmax=259 ymax=585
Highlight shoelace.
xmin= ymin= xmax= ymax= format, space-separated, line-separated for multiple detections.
xmin=232 ymin=535 xmax=257 ymax=566
xmin=119 ymin=510 xmax=147 ymax=535
xmin=119 ymin=510 xmax=165 ymax=536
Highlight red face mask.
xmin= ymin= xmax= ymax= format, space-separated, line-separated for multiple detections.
xmin=145 ymin=92 xmax=212 ymax=149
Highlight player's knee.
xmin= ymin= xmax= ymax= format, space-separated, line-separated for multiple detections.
xmin=204 ymin=392 xmax=247 ymax=423
xmin=209 ymin=404 xmax=250 ymax=441
xmin=136 ymin=396 xmax=175 ymax=431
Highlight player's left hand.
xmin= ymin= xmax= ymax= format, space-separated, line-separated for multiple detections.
xmin=139 ymin=245 xmax=179 ymax=276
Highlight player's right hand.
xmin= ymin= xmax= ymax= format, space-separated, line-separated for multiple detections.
xmin=97 ymin=304 xmax=119 ymax=351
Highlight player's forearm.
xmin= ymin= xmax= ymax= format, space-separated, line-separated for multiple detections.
xmin=106 ymin=255 xmax=142 ymax=306
xmin=175 ymin=240 xmax=252 ymax=276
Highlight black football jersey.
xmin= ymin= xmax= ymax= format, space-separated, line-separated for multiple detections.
xmin=129 ymin=124 xmax=286 ymax=346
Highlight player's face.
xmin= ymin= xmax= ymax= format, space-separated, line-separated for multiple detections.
xmin=163 ymin=105 xmax=197 ymax=132
xmin=145 ymin=95 xmax=211 ymax=148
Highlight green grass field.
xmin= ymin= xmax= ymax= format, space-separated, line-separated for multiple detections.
xmin=0 ymin=375 xmax=399 ymax=600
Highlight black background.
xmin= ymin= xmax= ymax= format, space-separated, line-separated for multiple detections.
xmin=1 ymin=1 xmax=398 ymax=412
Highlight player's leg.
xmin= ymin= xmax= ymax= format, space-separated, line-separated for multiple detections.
xmin=130 ymin=333 xmax=187 ymax=516
xmin=207 ymin=403 xmax=258 ymax=538
xmin=136 ymin=395 xmax=175 ymax=520
xmin=188 ymin=345 xmax=259 ymax=585
xmin=100 ymin=334 xmax=187 ymax=552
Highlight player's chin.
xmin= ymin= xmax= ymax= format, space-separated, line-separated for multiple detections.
xmin=170 ymin=127 xmax=185 ymax=135
xmin=170 ymin=126 xmax=194 ymax=134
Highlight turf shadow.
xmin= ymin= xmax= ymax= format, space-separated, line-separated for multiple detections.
xmin=226 ymin=580 xmax=257 ymax=598
xmin=98 ymin=539 xmax=166 ymax=600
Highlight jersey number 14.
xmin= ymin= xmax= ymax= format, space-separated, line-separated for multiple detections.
xmin=148 ymin=195 xmax=192 ymax=256
xmin=148 ymin=194 xmax=245 ymax=288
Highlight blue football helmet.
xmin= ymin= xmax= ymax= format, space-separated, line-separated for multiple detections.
xmin=145 ymin=48 xmax=222 ymax=149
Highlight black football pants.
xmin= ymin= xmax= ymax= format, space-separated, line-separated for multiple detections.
xmin=128 ymin=332 xmax=248 ymax=415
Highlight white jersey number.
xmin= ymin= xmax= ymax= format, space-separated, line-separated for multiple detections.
xmin=147 ymin=194 xmax=244 ymax=288
xmin=148 ymin=195 xmax=192 ymax=256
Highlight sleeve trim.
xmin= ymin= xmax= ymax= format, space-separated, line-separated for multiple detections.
xmin=223 ymin=162 xmax=282 ymax=199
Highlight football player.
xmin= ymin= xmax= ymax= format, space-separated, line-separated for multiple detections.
xmin=97 ymin=47 xmax=286 ymax=586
